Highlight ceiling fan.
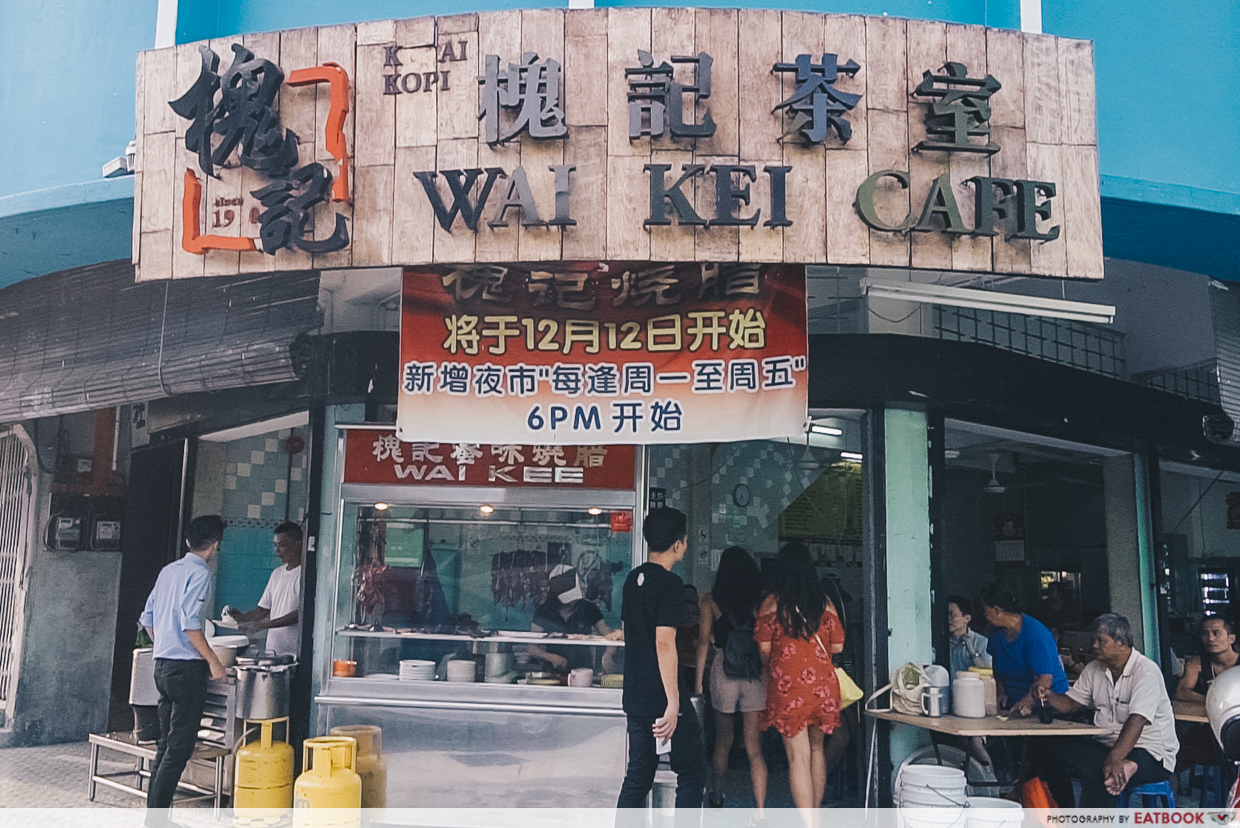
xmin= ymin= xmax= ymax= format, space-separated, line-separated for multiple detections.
xmin=983 ymin=453 xmax=1006 ymax=494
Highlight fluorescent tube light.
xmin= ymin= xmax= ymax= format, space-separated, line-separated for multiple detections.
xmin=840 ymin=452 xmax=864 ymax=461
xmin=809 ymin=424 xmax=844 ymax=436
xmin=860 ymin=278 xmax=1115 ymax=324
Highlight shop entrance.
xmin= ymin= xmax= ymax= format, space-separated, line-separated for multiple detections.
xmin=650 ymin=410 xmax=870 ymax=806
xmin=940 ymin=420 xmax=1140 ymax=668
xmin=1158 ymin=462 xmax=1240 ymax=669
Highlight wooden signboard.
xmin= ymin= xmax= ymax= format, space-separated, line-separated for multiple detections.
xmin=133 ymin=10 xmax=1102 ymax=281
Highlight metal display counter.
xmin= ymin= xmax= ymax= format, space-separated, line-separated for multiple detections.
xmin=313 ymin=433 xmax=642 ymax=806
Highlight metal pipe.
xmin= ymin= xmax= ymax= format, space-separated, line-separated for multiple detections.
xmin=314 ymin=694 xmax=625 ymax=717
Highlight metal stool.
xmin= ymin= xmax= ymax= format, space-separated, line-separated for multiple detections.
xmin=1117 ymin=780 xmax=1176 ymax=808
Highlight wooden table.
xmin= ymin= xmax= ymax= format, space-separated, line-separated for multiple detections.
xmin=1173 ymin=700 xmax=1209 ymax=724
xmin=867 ymin=708 xmax=1109 ymax=737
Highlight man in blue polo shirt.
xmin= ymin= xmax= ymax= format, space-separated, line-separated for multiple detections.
xmin=979 ymin=583 xmax=1068 ymax=715
xmin=140 ymin=515 xmax=226 ymax=826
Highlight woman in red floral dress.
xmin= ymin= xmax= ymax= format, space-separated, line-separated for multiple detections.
xmin=755 ymin=542 xmax=845 ymax=819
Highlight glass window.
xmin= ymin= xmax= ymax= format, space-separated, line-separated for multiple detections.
xmin=331 ymin=502 xmax=631 ymax=685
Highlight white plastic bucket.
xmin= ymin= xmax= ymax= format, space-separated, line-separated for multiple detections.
xmin=965 ymin=797 xmax=1023 ymax=828
xmin=896 ymin=764 xmax=968 ymax=809
xmin=899 ymin=807 xmax=969 ymax=828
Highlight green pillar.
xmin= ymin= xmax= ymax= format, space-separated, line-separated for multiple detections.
xmin=884 ymin=408 xmax=933 ymax=770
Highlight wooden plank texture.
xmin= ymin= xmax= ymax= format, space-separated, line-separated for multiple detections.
xmin=1026 ymin=142 xmax=1067 ymax=276
xmin=433 ymin=138 xmax=480 ymax=263
xmin=987 ymin=28 xmax=1025 ymax=129
xmin=825 ymin=150 xmax=869 ymax=264
xmin=737 ymin=159 xmax=784 ymax=263
xmin=866 ymin=109 xmax=910 ymax=267
xmin=353 ymin=164 xmax=395 ymax=265
xmin=1060 ymin=39 xmax=1097 ymax=146
xmin=694 ymin=156 xmax=740 ymax=263
xmin=907 ymin=20 xmax=951 ymax=271
xmin=946 ymin=24 xmax=991 ymax=272
xmin=649 ymin=150 xmax=696 ymax=262
xmin=990 ymin=125 xmax=1031 ymax=274
xmin=737 ymin=10 xmax=783 ymax=162
xmin=561 ymin=126 xmax=607 ymax=260
xmin=1062 ymin=144 xmax=1103 ymax=278
xmin=565 ymin=9 xmax=608 ymax=127
xmin=518 ymin=8 xmax=567 ymax=262
xmin=607 ymin=8 xmax=651 ymax=158
xmin=607 ymin=155 xmax=651 ymax=260
xmin=1023 ymin=33 xmax=1062 ymax=146
xmin=822 ymin=15 xmax=867 ymax=153
xmin=392 ymin=144 xmax=438 ymax=264
xmin=695 ymin=9 xmax=738 ymax=157
xmin=650 ymin=7 xmax=695 ymax=154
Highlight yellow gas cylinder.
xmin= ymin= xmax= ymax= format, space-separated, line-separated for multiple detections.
xmin=292 ymin=736 xmax=361 ymax=828
xmin=328 ymin=725 xmax=386 ymax=808
xmin=234 ymin=718 xmax=295 ymax=810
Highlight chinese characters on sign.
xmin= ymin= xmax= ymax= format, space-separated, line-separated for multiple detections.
xmin=168 ymin=43 xmax=352 ymax=256
xmin=773 ymin=54 xmax=861 ymax=144
xmin=397 ymin=263 xmax=808 ymax=445
xmin=626 ymin=51 xmax=716 ymax=139
xmin=343 ymin=429 xmax=636 ymax=488
xmin=479 ymin=52 xmax=567 ymax=145
xmin=912 ymin=62 xmax=1002 ymax=155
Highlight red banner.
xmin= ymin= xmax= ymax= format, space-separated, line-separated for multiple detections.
xmin=343 ymin=428 xmax=635 ymax=489
xmin=397 ymin=263 xmax=807 ymax=444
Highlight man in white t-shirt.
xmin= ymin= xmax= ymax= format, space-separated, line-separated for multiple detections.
xmin=1037 ymin=612 xmax=1178 ymax=807
xmin=233 ymin=522 xmax=303 ymax=658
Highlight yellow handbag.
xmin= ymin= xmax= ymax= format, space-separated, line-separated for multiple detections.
xmin=836 ymin=667 xmax=865 ymax=708
xmin=814 ymin=632 xmax=864 ymax=708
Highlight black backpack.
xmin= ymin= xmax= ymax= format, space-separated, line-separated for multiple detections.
xmin=721 ymin=609 xmax=762 ymax=679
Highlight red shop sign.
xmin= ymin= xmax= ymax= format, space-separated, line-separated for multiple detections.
xmin=343 ymin=428 xmax=635 ymax=489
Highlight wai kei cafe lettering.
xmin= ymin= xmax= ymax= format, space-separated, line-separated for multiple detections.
xmin=134 ymin=10 xmax=1102 ymax=281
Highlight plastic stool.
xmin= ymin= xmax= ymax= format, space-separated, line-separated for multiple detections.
xmin=1199 ymin=764 xmax=1225 ymax=808
xmin=1117 ymin=780 xmax=1176 ymax=808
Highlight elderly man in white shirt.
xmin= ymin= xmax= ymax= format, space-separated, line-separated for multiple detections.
xmin=1038 ymin=613 xmax=1178 ymax=807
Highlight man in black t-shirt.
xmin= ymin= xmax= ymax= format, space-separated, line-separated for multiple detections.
xmin=616 ymin=508 xmax=706 ymax=812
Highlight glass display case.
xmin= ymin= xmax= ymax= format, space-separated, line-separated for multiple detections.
xmin=313 ymin=431 xmax=644 ymax=806
xmin=328 ymin=502 xmax=630 ymax=690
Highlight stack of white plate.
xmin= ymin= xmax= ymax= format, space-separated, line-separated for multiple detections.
xmin=399 ymin=659 xmax=435 ymax=681
xmin=446 ymin=659 xmax=477 ymax=683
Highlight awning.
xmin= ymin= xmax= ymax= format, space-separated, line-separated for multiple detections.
xmin=0 ymin=261 xmax=319 ymax=421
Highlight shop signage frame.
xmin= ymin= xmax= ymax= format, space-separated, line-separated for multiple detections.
xmin=133 ymin=9 xmax=1103 ymax=281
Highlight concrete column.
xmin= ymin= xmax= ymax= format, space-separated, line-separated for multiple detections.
xmin=1103 ymin=454 xmax=1158 ymax=660
xmin=885 ymin=408 xmax=933 ymax=767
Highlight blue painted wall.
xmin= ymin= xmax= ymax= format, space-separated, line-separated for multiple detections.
xmin=0 ymin=0 xmax=155 ymax=200
xmin=1043 ymin=0 xmax=1240 ymax=216
xmin=184 ymin=0 xmax=1006 ymax=42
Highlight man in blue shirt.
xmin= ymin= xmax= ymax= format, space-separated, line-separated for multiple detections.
xmin=979 ymin=583 xmax=1068 ymax=715
xmin=140 ymin=515 xmax=226 ymax=826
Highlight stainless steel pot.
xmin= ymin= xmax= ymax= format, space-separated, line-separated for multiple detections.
xmin=235 ymin=662 xmax=294 ymax=719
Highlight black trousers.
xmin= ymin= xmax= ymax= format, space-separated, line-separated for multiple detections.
xmin=147 ymin=658 xmax=209 ymax=819
xmin=1044 ymin=736 xmax=1170 ymax=808
xmin=617 ymin=705 xmax=706 ymax=811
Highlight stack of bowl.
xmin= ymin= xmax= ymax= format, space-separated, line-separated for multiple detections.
xmin=446 ymin=659 xmax=477 ymax=683
xmin=399 ymin=659 xmax=435 ymax=681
